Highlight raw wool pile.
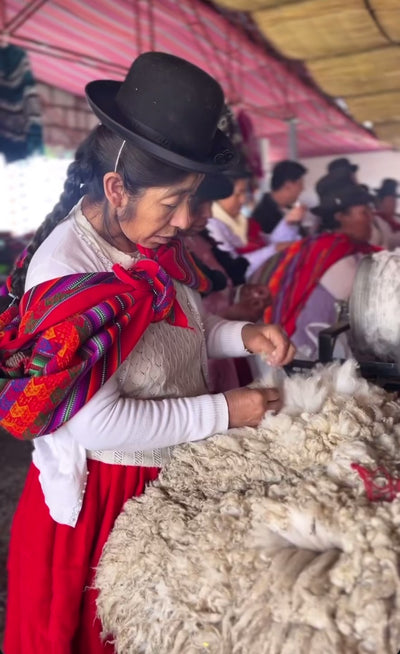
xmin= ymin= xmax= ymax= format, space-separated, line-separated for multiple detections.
xmin=96 ymin=361 xmax=400 ymax=654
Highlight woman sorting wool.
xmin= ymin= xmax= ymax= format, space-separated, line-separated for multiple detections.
xmin=0 ymin=52 xmax=294 ymax=654
xmin=186 ymin=174 xmax=271 ymax=323
xmin=185 ymin=174 xmax=271 ymax=392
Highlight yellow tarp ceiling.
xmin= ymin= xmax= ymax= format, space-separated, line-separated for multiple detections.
xmin=214 ymin=0 xmax=400 ymax=148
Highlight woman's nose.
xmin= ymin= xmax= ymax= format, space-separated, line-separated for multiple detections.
xmin=171 ymin=202 xmax=192 ymax=231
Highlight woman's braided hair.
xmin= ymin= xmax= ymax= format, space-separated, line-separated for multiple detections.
xmin=9 ymin=124 xmax=189 ymax=299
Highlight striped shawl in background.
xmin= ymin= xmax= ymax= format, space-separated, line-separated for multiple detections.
xmin=252 ymin=232 xmax=379 ymax=337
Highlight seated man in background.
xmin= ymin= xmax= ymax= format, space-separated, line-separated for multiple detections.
xmin=250 ymin=159 xmax=308 ymax=240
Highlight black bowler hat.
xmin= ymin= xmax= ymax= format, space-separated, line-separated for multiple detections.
xmin=327 ymin=157 xmax=358 ymax=175
xmin=85 ymin=51 xmax=236 ymax=173
xmin=316 ymin=169 xmax=357 ymax=199
xmin=195 ymin=175 xmax=234 ymax=202
xmin=226 ymin=157 xmax=253 ymax=181
xmin=374 ymin=178 xmax=400 ymax=198
xmin=312 ymin=182 xmax=373 ymax=217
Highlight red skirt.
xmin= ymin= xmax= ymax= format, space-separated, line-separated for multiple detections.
xmin=4 ymin=459 xmax=160 ymax=654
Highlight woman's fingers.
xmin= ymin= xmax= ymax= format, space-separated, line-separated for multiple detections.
xmin=279 ymin=342 xmax=297 ymax=367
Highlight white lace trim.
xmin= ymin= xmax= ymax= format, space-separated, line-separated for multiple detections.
xmin=86 ymin=447 xmax=175 ymax=467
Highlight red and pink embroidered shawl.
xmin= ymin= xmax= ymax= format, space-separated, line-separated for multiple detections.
xmin=0 ymin=238 xmax=211 ymax=440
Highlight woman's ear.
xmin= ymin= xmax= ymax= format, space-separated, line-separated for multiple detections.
xmin=103 ymin=172 xmax=127 ymax=210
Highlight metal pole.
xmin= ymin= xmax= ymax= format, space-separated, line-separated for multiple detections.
xmin=259 ymin=137 xmax=269 ymax=192
xmin=148 ymin=0 xmax=155 ymax=51
xmin=1 ymin=0 xmax=7 ymax=45
xmin=135 ymin=0 xmax=142 ymax=54
xmin=288 ymin=117 xmax=298 ymax=161
xmin=5 ymin=0 xmax=48 ymax=34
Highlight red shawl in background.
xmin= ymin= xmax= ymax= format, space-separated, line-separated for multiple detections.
xmin=0 ymin=238 xmax=211 ymax=440
xmin=255 ymin=232 xmax=379 ymax=336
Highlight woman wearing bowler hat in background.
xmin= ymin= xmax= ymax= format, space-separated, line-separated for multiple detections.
xmin=372 ymin=178 xmax=400 ymax=250
xmin=253 ymin=181 xmax=378 ymax=362
xmin=185 ymin=174 xmax=272 ymax=393
xmin=1 ymin=52 xmax=294 ymax=653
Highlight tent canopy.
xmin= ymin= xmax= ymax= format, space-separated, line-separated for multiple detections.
xmin=1 ymin=0 xmax=388 ymax=160
xmin=216 ymin=0 xmax=400 ymax=149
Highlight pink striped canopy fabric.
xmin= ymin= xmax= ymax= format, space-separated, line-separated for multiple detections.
xmin=3 ymin=0 xmax=386 ymax=160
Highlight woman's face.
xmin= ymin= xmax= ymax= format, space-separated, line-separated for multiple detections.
xmin=118 ymin=174 xmax=202 ymax=249
xmin=336 ymin=204 xmax=372 ymax=242
xmin=378 ymin=195 xmax=396 ymax=217
xmin=189 ymin=199 xmax=212 ymax=234
xmin=218 ymin=178 xmax=248 ymax=218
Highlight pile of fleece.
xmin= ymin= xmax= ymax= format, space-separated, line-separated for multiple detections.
xmin=96 ymin=360 xmax=400 ymax=654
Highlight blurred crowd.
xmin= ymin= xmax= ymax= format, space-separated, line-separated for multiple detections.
xmin=183 ymin=155 xmax=400 ymax=384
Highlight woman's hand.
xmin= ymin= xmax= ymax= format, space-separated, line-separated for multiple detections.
xmin=285 ymin=204 xmax=307 ymax=224
xmin=239 ymin=283 xmax=271 ymax=306
xmin=221 ymin=283 xmax=271 ymax=322
xmin=224 ymin=386 xmax=282 ymax=428
xmin=241 ymin=323 xmax=295 ymax=366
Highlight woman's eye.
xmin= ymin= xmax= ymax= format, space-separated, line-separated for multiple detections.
xmin=163 ymin=203 xmax=178 ymax=210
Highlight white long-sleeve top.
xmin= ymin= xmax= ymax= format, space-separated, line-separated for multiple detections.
xmin=25 ymin=200 xmax=250 ymax=526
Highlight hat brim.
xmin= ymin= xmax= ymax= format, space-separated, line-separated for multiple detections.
xmin=227 ymin=167 xmax=253 ymax=181
xmin=311 ymin=205 xmax=332 ymax=218
xmin=312 ymin=189 xmax=374 ymax=216
xmin=86 ymin=80 xmax=237 ymax=173
xmin=327 ymin=163 xmax=358 ymax=174
xmin=196 ymin=175 xmax=233 ymax=202
xmin=374 ymin=188 xmax=400 ymax=197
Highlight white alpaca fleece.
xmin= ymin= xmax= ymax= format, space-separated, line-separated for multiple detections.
xmin=96 ymin=361 xmax=400 ymax=654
